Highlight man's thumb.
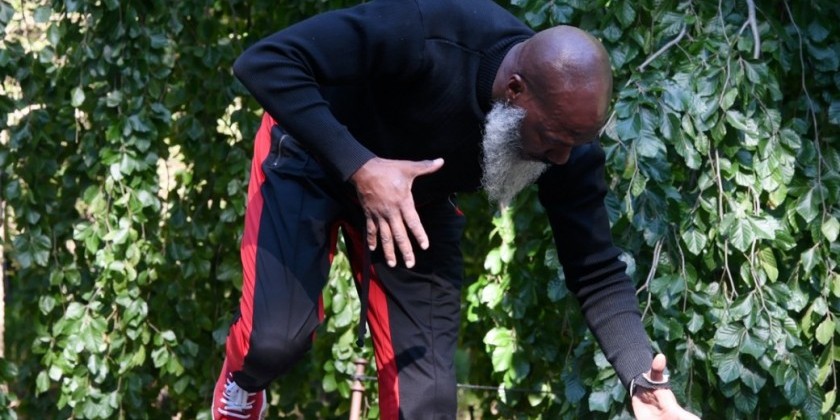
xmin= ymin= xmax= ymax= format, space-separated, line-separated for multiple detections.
xmin=649 ymin=353 xmax=667 ymax=382
xmin=414 ymin=158 xmax=444 ymax=175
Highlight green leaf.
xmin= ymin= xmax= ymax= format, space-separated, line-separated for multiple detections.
xmin=39 ymin=295 xmax=57 ymax=315
xmin=484 ymin=249 xmax=502 ymax=274
xmin=720 ymin=89 xmax=738 ymax=110
xmin=681 ymin=229 xmax=707 ymax=255
xmin=491 ymin=345 xmax=513 ymax=373
xmin=34 ymin=6 xmax=51 ymax=23
xmin=801 ymin=247 xmax=819 ymax=274
xmin=484 ymin=327 xmax=512 ymax=347
xmin=714 ymin=324 xmax=741 ymax=348
xmin=740 ymin=366 xmax=767 ymax=393
xmin=725 ymin=110 xmax=749 ymax=131
xmin=823 ymin=389 xmax=836 ymax=415
xmin=106 ymin=90 xmax=123 ymax=107
xmin=546 ymin=276 xmax=567 ymax=302
xmin=151 ymin=347 xmax=169 ymax=368
xmin=616 ymin=1 xmax=636 ymax=28
xmin=562 ymin=369 xmax=586 ymax=403
xmin=758 ymin=248 xmax=778 ymax=282
xmin=65 ymin=302 xmax=85 ymax=320
xmin=821 ymin=217 xmax=839 ymax=242
xmin=795 ymin=188 xmax=820 ymax=223
xmin=71 ymin=86 xmax=85 ymax=107
xmin=36 ymin=370 xmax=50 ymax=394
xmin=779 ymin=128 xmax=801 ymax=149
xmin=783 ymin=365 xmax=809 ymax=406
xmin=740 ymin=333 xmax=767 ymax=359
xmin=807 ymin=21 xmax=829 ymax=42
xmin=717 ymin=351 xmax=742 ymax=383
xmin=727 ymin=217 xmax=755 ymax=252
xmin=588 ymin=390 xmax=612 ymax=412
xmin=831 ymin=273 xmax=840 ymax=298
xmin=829 ymin=101 xmax=840 ymax=126
xmin=687 ymin=312 xmax=704 ymax=333
xmin=729 ymin=294 xmax=753 ymax=321
xmin=816 ymin=318 xmax=835 ymax=345
xmin=635 ymin=131 xmax=665 ymax=158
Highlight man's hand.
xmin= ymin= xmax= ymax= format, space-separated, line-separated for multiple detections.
xmin=631 ymin=354 xmax=700 ymax=420
xmin=350 ymin=157 xmax=444 ymax=269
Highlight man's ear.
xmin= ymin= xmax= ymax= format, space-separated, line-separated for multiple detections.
xmin=505 ymin=74 xmax=526 ymax=102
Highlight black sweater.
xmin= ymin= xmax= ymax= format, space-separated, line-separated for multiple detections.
xmin=234 ymin=0 xmax=653 ymax=389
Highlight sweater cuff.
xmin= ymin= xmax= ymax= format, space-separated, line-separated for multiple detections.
xmin=316 ymin=126 xmax=377 ymax=182
xmin=591 ymin=313 xmax=653 ymax=389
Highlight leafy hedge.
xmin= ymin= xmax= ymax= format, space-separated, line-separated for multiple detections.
xmin=1 ymin=0 xmax=838 ymax=418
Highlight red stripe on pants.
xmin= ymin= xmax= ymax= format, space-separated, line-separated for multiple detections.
xmin=342 ymin=224 xmax=400 ymax=419
xmin=227 ymin=113 xmax=275 ymax=372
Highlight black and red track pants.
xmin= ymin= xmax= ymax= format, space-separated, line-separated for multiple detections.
xmin=223 ymin=114 xmax=465 ymax=419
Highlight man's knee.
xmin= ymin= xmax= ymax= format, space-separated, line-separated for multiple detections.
xmin=238 ymin=333 xmax=312 ymax=389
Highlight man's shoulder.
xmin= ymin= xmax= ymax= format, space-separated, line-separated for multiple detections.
xmin=411 ymin=0 xmax=530 ymax=43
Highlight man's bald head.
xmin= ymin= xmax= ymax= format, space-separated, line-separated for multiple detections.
xmin=490 ymin=26 xmax=613 ymax=166
xmin=516 ymin=26 xmax=612 ymax=101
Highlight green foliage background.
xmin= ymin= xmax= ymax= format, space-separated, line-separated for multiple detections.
xmin=0 ymin=0 xmax=838 ymax=418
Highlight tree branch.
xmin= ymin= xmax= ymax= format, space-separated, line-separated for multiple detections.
xmin=746 ymin=0 xmax=761 ymax=59
xmin=637 ymin=24 xmax=687 ymax=72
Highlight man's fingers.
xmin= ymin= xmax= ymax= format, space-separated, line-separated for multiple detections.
xmin=402 ymin=204 xmax=429 ymax=251
xmin=386 ymin=213 xmax=416 ymax=269
xmin=376 ymin=220 xmax=397 ymax=267
xmin=366 ymin=216 xmax=378 ymax=251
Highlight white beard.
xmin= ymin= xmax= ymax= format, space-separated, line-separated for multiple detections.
xmin=481 ymin=102 xmax=549 ymax=208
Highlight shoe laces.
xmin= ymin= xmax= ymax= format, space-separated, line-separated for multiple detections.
xmin=218 ymin=377 xmax=258 ymax=419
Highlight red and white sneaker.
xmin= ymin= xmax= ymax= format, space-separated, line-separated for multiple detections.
xmin=212 ymin=371 xmax=267 ymax=420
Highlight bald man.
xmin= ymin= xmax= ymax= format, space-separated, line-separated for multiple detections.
xmin=212 ymin=0 xmax=698 ymax=419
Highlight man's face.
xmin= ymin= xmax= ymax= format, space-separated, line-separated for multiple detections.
xmin=512 ymin=85 xmax=607 ymax=165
